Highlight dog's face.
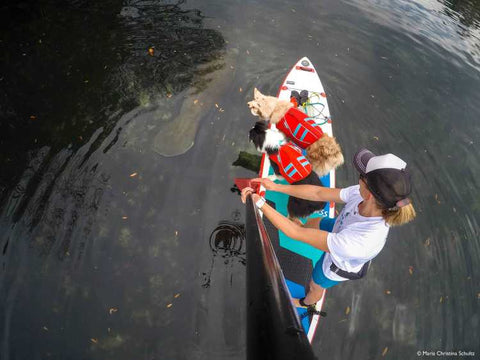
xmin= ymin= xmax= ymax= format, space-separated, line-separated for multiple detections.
xmin=247 ymin=88 xmax=279 ymax=120
xmin=249 ymin=121 xmax=268 ymax=151
xmin=249 ymin=121 xmax=285 ymax=154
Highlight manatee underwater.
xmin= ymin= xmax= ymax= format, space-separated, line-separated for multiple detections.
xmin=152 ymin=48 xmax=238 ymax=157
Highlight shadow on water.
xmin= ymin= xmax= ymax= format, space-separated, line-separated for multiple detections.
xmin=0 ymin=0 xmax=229 ymax=359
xmin=202 ymin=220 xmax=246 ymax=288
xmin=0 ymin=0 xmax=225 ymax=210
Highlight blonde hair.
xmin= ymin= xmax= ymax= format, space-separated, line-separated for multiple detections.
xmin=379 ymin=202 xmax=416 ymax=226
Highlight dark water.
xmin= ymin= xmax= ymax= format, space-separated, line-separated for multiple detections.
xmin=1 ymin=0 xmax=479 ymax=359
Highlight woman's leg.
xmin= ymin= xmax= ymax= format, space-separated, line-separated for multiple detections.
xmin=304 ymin=280 xmax=325 ymax=305
xmin=304 ymin=217 xmax=321 ymax=229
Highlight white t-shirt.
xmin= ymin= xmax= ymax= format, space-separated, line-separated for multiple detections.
xmin=322 ymin=185 xmax=390 ymax=281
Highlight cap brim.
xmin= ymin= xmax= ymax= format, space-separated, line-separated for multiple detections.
xmin=353 ymin=149 xmax=375 ymax=175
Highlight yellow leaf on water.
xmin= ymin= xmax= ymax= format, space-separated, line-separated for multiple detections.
xmin=345 ymin=306 xmax=350 ymax=315
xmin=373 ymin=136 xmax=379 ymax=141
xmin=109 ymin=308 xmax=118 ymax=315
xmin=91 ymin=338 xmax=98 ymax=344
xmin=193 ymin=99 xmax=199 ymax=104
xmin=382 ymin=347 xmax=388 ymax=356
xmin=122 ymin=216 xmax=128 ymax=220
xmin=385 ymin=290 xmax=391 ymax=295
xmin=408 ymin=266 xmax=414 ymax=275
xmin=246 ymin=50 xmax=250 ymax=55
xmin=130 ymin=172 xmax=138 ymax=177
xmin=174 ymin=293 xmax=181 ymax=298
xmin=215 ymin=104 xmax=219 ymax=108
xmin=239 ymin=87 xmax=243 ymax=92
xmin=167 ymin=303 xmax=173 ymax=308
xmin=440 ymin=296 xmax=443 ymax=303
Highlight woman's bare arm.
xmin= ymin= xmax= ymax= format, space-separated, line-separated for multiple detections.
xmin=241 ymin=188 xmax=330 ymax=252
xmin=251 ymin=178 xmax=344 ymax=203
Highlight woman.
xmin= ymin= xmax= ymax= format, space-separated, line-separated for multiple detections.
xmin=240 ymin=149 xmax=416 ymax=308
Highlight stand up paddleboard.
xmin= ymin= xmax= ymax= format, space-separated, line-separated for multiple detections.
xmin=258 ymin=57 xmax=335 ymax=342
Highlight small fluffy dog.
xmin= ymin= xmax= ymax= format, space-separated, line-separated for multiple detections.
xmin=248 ymin=88 xmax=344 ymax=177
xmin=249 ymin=121 xmax=326 ymax=219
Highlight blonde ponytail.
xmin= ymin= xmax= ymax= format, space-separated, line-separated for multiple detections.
xmin=381 ymin=203 xmax=416 ymax=226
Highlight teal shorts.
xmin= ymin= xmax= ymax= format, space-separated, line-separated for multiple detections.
xmin=312 ymin=217 xmax=340 ymax=288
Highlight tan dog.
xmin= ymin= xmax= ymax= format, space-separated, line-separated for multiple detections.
xmin=248 ymin=88 xmax=344 ymax=176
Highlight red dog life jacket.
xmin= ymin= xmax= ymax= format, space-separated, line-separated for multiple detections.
xmin=276 ymin=108 xmax=324 ymax=149
xmin=269 ymin=142 xmax=312 ymax=183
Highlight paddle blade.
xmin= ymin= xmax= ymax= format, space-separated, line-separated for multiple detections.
xmin=234 ymin=178 xmax=260 ymax=193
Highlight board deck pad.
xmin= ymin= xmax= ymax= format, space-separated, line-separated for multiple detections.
xmin=258 ymin=57 xmax=335 ymax=342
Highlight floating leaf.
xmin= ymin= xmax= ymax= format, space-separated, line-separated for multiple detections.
xmin=122 ymin=216 xmax=128 ymax=220
xmin=345 ymin=306 xmax=350 ymax=315
xmin=166 ymin=93 xmax=172 ymax=98
xmin=373 ymin=136 xmax=379 ymax=141
xmin=239 ymin=87 xmax=243 ymax=92
xmin=385 ymin=290 xmax=391 ymax=295
xmin=424 ymin=238 xmax=431 ymax=247
xmin=382 ymin=347 xmax=388 ymax=356
xmin=109 ymin=308 xmax=118 ymax=315
xmin=215 ymin=103 xmax=219 ymax=108
xmin=130 ymin=172 xmax=138 ymax=178
xmin=167 ymin=303 xmax=173 ymax=308
xmin=91 ymin=338 xmax=98 ymax=344
xmin=246 ymin=50 xmax=250 ymax=55
xmin=408 ymin=266 xmax=414 ymax=275
xmin=148 ymin=47 xmax=154 ymax=56
xmin=42 ymin=326 xmax=48 ymax=331
xmin=174 ymin=293 xmax=181 ymax=298
xmin=193 ymin=99 xmax=199 ymax=104
xmin=30 ymin=115 xmax=37 ymax=120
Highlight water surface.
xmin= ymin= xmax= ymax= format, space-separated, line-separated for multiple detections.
xmin=1 ymin=0 xmax=479 ymax=359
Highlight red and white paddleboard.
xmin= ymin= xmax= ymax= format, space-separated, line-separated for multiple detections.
xmin=258 ymin=57 xmax=336 ymax=342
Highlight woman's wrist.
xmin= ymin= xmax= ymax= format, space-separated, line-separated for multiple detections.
xmin=255 ymin=196 xmax=266 ymax=209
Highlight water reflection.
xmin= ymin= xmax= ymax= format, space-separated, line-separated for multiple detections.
xmin=0 ymin=0 xmax=228 ymax=358
xmin=441 ymin=0 xmax=480 ymax=29
xmin=347 ymin=0 xmax=480 ymax=71
xmin=0 ymin=0 xmax=225 ymax=204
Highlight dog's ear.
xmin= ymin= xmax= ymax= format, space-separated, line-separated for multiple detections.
xmin=254 ymin=88 xmax=265 ymax=100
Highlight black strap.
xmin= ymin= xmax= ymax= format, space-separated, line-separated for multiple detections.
xmin=330 ymin=261 xmax=370 ymax=280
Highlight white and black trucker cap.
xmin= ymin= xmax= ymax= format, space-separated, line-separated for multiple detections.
xmin=353 ymin=149 xmax=412 ymax=209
